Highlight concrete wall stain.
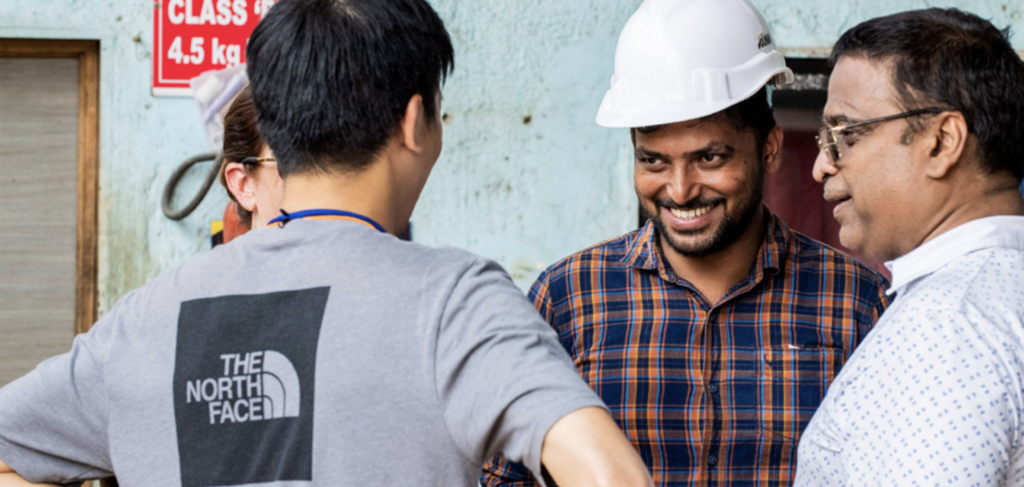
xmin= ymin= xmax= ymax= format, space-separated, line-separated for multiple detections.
xmin=1 ymin=0 xmax=1022 ymax=314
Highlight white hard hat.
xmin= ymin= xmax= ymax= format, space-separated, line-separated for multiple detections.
xmin=596 ymin=0 xmax=794 ymax=128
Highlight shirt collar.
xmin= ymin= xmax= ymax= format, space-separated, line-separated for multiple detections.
xmin=623 ymin=206 xmax=789 ymax=281
xmin=623 ymin=220 xmax=659 ymax=271
xmin=885 ymin=215 xmax=1024 ymax=296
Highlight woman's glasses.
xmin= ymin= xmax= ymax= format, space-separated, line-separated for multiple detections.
xmin=240 ymin=156 xmax=277 ymax=166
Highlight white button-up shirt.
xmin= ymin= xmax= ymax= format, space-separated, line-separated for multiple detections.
xmin=795 ymin=216 xmax=1024 ymax=486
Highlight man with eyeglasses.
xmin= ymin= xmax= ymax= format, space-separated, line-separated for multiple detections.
xmin=796 ymin=8 xmax=1024 ymax=486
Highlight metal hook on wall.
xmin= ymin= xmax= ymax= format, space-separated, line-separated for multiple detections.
xmin=161 ymin=152 xmax=223 ymax=221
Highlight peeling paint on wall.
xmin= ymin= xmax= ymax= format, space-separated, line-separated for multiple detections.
xmin=414 ymin=0 xmax=644 ymax=287
xmin=2 ymin=0 xmax=1023 ymax=313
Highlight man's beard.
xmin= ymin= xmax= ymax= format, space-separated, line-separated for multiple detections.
xmin=640 ymin=177 xmax=765 ymax=259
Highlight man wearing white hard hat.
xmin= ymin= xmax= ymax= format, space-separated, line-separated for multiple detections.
xmin=483 ymin=0 xmax=890 ymax=485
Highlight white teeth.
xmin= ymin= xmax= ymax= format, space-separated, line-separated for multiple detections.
xmin=670 ymin=205 xmax=713 ymax=221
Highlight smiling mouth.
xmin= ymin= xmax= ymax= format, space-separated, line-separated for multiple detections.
xmin=669 ymin=204 xmax=715 ymax=221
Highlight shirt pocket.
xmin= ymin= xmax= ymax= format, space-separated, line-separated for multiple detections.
xmin=758 ymin=346 xmax=844 ymax=443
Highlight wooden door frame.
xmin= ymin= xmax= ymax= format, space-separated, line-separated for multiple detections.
xmin=0 ymin=39 xmax=100 ymax=334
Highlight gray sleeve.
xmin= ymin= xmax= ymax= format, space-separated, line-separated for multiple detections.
xmin=0 ymin=293 xmax=124 ymax=483
xmin=432 ymin=257 xmax=606 ymax=482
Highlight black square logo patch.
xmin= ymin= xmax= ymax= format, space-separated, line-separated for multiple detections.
xmin=173 ymin=287 xmax=329 ymax=487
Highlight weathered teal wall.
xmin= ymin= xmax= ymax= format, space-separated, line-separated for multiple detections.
xmin=413 ymin=0 xmax=643 ymax=284
xmin=763 ymin=1 xmax=1024 ymax=58
xmin=1 ymin=1 xmax=1022 ymax=313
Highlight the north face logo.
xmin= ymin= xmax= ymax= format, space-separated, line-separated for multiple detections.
xmin=184 ymin=350 xmax=301 ymax=424
xmin=173 ymin=287 xmax=328 ymax=487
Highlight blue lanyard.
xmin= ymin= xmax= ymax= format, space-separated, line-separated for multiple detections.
xmin=267 ymin=209 xmax=387 ymax=233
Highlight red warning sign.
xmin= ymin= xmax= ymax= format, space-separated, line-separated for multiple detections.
xmin=152 ymin=0 xmax=277 ymax=96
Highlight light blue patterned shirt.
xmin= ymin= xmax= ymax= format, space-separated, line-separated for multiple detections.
xmin=795 ymin=216 xmax=1024 ymax=486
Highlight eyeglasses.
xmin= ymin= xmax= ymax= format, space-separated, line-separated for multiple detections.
xmin=240 ymin=156 xmax=276 ymax=166
xmin=815 ymin=108 xmax=944 ymax=163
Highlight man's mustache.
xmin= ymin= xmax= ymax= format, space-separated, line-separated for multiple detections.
xmin=656 ymin=197 xmax=725 ymax=211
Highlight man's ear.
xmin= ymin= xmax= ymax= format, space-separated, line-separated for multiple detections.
xmin=924 ymin=111 xmax=969 ymax=179
xmin=223 ymin=162 xmax=258 ymax=212
xmin=400 ymin=94 xmax=427 ymax=154
xmin=763 ymin=125 xmax=784 ymax=175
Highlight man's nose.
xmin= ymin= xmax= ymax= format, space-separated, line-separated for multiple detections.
xmin=666 ymin=164 xmax=700 ymax=203
xmin=812 ymin=148 xmax=838 ymax=183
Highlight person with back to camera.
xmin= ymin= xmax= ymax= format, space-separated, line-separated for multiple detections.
xmin=0 ymin=0 xmax=654 ymax=486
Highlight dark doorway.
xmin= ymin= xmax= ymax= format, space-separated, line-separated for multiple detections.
xmin=0 ymin=39 xmax=100 ymax=386
xmin=768 ymin=58 xmax=887 ymax=275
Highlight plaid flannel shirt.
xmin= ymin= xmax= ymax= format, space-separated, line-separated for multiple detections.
xmin=482 ymin=212 xmax=890 ymax=486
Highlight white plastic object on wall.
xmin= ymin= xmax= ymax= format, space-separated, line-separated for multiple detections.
xmin=190 ymin=64 xmax=249 ymax=152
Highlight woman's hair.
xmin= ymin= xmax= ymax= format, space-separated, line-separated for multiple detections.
xmin=219 ymin=86 xmax=265 ymax=228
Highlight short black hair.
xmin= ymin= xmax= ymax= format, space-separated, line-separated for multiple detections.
xmin=632 ymin=87 xmax=777 ymax=161
xmin=831 ymin=8 xmax=1024 ymax=181
xmin=247 ymin=0 xmax=454 ymax=176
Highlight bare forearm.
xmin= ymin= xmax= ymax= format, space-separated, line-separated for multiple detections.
xmin=540 ymin=407 xmax=653 ymax=487
xmin=0 ymin=460 xmax=59 ymax=487
xmin=0 ymin=473 xmax=60 ymax=487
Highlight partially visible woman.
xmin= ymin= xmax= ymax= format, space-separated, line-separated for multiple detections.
xmin=219 ymin=86 xmax=284 ymax=235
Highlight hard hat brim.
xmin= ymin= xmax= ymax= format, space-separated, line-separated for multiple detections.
xmin=595 ymin=66 xmax=794 ymax=128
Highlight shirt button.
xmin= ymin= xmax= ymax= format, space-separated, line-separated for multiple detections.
xmin=707 ymin=454 xmax=719 ymax=466
xmin=708 ymin=383 xmax=720 ymax=394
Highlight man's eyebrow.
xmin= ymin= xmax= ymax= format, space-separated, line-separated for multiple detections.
xmin=635 ymin=142 xmax=736 ymax=161
xmin=823 ymin=113 xmax=854 ymax=126
xmin=635 ymin=147 xmax=669 ymax=159
xmin=684 ymin=141 xmax=734 ymax=158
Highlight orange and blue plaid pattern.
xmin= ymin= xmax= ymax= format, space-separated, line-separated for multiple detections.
xmin=482 ymin=213 xmax=890 ymax=487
